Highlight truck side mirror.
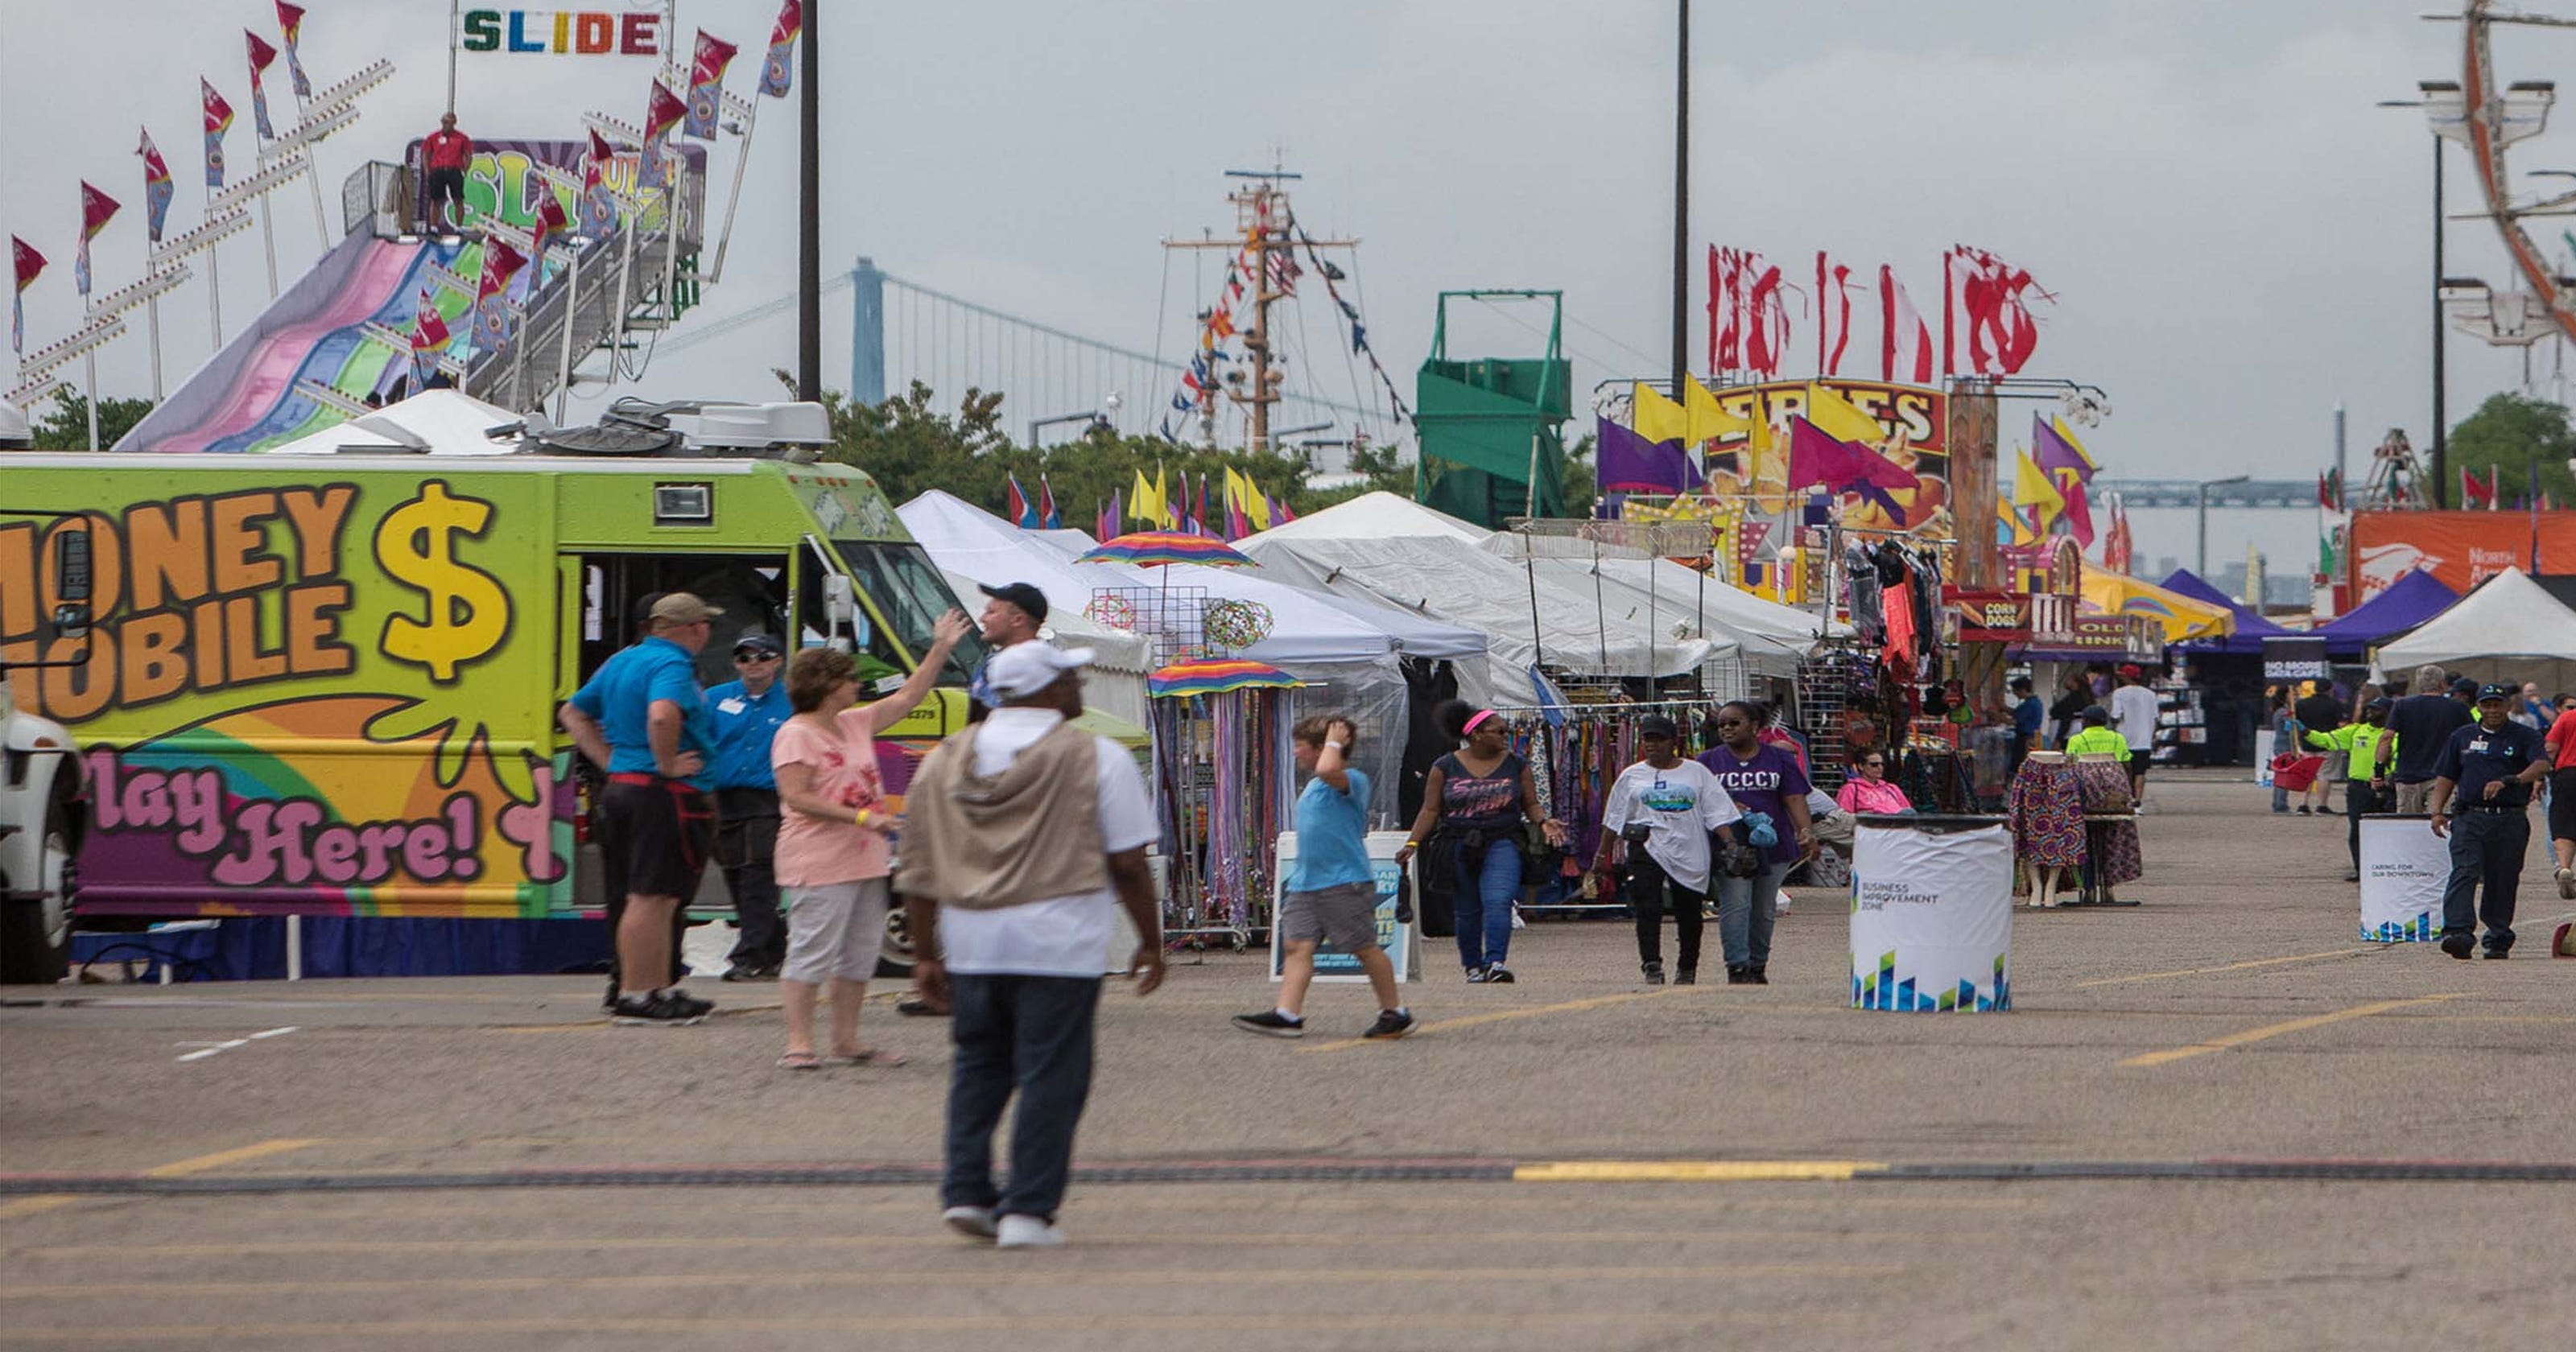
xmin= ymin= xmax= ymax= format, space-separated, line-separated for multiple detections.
xmin=51 ymin=604 xmax=91 ymax=640
xmin=53 ymin=526 xmax=92 ymax=603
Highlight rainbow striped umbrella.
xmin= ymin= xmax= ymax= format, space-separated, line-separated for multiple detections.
xmin=1148 ymin=657 xmax=1301 ymax=699
xmin=1079 ymin=531 xmax=1253 ymax=568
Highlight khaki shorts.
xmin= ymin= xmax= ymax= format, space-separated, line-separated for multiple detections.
xmin=781 ymin=877 xmax=892 ymax=984
xmin=1278 ymin=881 xmax=1382 ymax=952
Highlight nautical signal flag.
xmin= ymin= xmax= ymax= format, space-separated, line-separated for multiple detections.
xmin=1006 ymin=473 xmax=1037 ymax=529
xmin=11 ymin=237 xmax=45 ymax=357
xmin=1802 ymin=382 xmax=1890 ymax=448
xmin=137 ymin=128 xmax=175 ymax=245
xmin=2013 ymin=447 xmax=2064 ymax=527
xmin=411 ymin=288 xmax=452 ymax=389
xmin=1039 ymin=474 xmax=1062 ymax=530
xmin=75 ymin=182 xmax=119 ymax=299
xmin=684 ymin=31 xmax=739 ymax=139
xmin=276 ymin=2 xmax=313 ymax=99
xmin=202 ymin=79 xmax=234 ymax=189
xmin=758 ymin=0 xmax=802 ymax=98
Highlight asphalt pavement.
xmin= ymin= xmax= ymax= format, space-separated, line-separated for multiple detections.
xmin=6 ymin=767 xmax=2575 ymax=1350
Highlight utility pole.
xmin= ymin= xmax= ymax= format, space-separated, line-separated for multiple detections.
xmin=2429 ymin=129 xmax=2446 ymax=507
xmin=1671 ymin=0 xmax=1689 ymax=390
xmin=795 ymin=0 xmax=819 ymax=402
xmin=1164 ymin=164 xmax=1355 ymax=451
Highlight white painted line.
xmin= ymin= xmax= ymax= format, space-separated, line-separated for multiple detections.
xmin=172 ymin=1028 xmax=297 ymax=1062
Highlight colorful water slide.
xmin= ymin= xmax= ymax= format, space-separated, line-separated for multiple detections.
xmin=116 ymin=232 xmax=476 ymax=454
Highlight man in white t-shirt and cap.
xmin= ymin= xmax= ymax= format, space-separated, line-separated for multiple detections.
xmin=2109 ymin=663 xmax=2161 ymax=808
xmin=898 ymin=641 xmax=1163 ymax=1251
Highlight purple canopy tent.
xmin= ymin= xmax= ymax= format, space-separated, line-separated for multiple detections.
xmin=2314 ymin=570 xmax=2461 ymax=657
xmin=2161 ymin=568 xmax=2295 ymax=654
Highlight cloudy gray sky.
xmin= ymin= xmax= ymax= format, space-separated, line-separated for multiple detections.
xmin=2 ymin=1 xmax=2565 ymax=571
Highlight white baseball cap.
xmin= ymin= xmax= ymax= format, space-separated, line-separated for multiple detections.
xmin=985 ymin=642 xmax=1096 ymax=699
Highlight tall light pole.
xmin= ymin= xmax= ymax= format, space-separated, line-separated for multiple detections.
xmin=2381 ymin=85 xmax=2454 ymax=506
xmin=2197 ymin=474 xmax=2249 ymax=576
xmin=1670 ymin=0 xmax=1689 ymax=392
xmin=796 ymin=0 xmax=820 ymax=403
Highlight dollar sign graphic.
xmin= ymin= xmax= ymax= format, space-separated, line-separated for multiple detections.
xmin=377 ymin=482 xmax=511 ymax=684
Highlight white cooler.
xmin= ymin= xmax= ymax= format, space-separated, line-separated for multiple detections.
xmin=1849 ymin=814 xmax=2014 ymax=1011
xmin=2358 ymin=814 xmax=2448 ymax=942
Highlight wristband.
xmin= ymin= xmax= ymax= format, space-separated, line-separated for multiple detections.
xmin=854 ymin=806 xmax=877 ymax=829
xmin=1325 ymin=740 xmax=1347 ymax=751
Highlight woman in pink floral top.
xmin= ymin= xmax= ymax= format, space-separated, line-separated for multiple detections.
xmin=769 ymin=611 xmax=968 ymax=1070
xmin=1834 ymin=752 xmax=1913 ymax=817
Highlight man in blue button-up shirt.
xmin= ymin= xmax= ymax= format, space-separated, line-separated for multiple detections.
xmin=2429 ymin=684 xmax=2552 ymax=960
xmin=560 ymin=592 xmax=723 ymax=1026
xmin=704 ymin=632 xmax=791 ymax=981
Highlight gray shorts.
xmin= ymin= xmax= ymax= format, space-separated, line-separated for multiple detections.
xmin=1278 ymin=880 xmax=1382 ymax=952
xmin=781 ymin=877 xmax=892 ymax=984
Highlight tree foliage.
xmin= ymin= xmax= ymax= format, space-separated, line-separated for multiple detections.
xmin=2448 ymin=391 xmax=2576 ymax=504
xmin=28 ymin=388 xmax=155 ymax=450
xmin=794 ymin=375 xmax=1407 ymax=526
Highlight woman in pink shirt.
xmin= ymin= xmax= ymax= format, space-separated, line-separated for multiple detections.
xmin=770 ymin=611 xmax=967 ymax=1070
xmin=1834 ymin=752 xmax=1913 ymax=817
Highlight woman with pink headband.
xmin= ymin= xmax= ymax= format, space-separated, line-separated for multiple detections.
xmin=1397 ymin=702 xmax=1567 ymax=982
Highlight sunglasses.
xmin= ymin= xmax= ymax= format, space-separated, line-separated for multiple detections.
xmin=1862 ymin=760 xmax=1886 ymax=769
xmin=733 ymin=652 xmax=778 ymax=663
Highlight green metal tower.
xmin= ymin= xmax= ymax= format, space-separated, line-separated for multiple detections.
xmin=1414 ymin=290 xmax=1572 ymax=528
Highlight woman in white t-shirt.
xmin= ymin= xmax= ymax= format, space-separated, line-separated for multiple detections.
xmin=768 ymin=612 xmax=966 ymax=1071
xmin=1587 ymin=715 xmax=1742 ymax=986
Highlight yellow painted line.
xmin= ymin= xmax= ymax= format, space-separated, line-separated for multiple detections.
xmin=0 ymin=1197 xmax=80 ymax=1221
xmin=1299 ymin=985 xmax=1703 ymax=1052
xmin=14 ymin=1228 xmax=1959 ymax=1262
xmin=0 ymin=1307 xmax=1864 ymax=1343
xmin=2071 ymin=947 xmax=2356 ymax=988
xmin=1516 ymin=1160 xmax=1885 ymax=1183
xmin=138 ymin=1139 xmax=323 ymax=1180
xmin=2120 ymin=994 xmax=2466 ymax=1068
xmin=0 ymin=1261 xmax=1904 ymax=1302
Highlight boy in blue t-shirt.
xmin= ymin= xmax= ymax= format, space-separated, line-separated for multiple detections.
xmin=1232 ymin=716 xmax=1414 ymax=1041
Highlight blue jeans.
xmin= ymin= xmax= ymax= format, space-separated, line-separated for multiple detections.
xmin=2440 ymin=810 xmax=2528 ymax=953
xmin=942 ymin=972 xmax=1102 ymax=1222
xmin=1715 ymin=860 xmax=1790 ymax=970
xmin=1451 ymin=835 xmax=1521 ymax=970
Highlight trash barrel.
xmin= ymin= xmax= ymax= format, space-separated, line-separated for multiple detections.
xmin=1849 ymin=814 xmax=2014 ymax=1011
xmin=2358 ymin=814 xmax=2447 ymax=942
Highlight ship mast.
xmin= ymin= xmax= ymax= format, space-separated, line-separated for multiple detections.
xmin=1163 ymin=161 xmax=1356 ymax=452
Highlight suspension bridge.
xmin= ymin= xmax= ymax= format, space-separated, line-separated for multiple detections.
xmin=657 ymin=257 xmax=1397 ymax=459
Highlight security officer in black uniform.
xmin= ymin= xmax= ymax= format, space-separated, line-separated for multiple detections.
xmin=2427 ymin=683 xmax=2551 ymax=959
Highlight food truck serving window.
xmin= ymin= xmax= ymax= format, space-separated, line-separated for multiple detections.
xmin=835 ymin=541 xmax=986 ymax=684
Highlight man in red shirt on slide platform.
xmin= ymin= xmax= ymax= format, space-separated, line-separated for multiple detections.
xmin=423 ymin=113 xmax=473 ymax=237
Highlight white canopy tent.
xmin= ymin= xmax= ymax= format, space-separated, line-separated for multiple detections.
xmin=2374 ymin=567 xmax=2576 ymax=689
xmin=900 ymin=491 xmax=1492 ymax=823
xmin=262 ymin=390 xmax=525 ymax=455
xmin=1245 ymin=491 xmax=1491 ymax=546
xmin=935 ymin=567 xmax=1152 ymax=728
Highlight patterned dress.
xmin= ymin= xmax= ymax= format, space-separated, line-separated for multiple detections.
xmin=2007 ymin=760 xmax=2087 ymax=880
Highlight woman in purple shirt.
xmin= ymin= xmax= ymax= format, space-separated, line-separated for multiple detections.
xmin=1695 ymin=701 xmax=1815 ymax=984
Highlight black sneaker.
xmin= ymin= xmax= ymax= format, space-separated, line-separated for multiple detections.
xmin=1641 ymin=961 xmax=1666 ymax=985
xmin=1464 ymin=967 xmax=1491 ymax=983
xmin=1746 ymin=965 xmax=1769 ymax=985
xmin=1231 ymin=1011 xmax=1307 ymax=1038
xmin=2441 ymin=934 xmax=2476 ymax=960
xmin=1673 ymin=968 xmax=1697 ymax=986
xmin=1361 ymin=1009 xmax=1416 ymax=1040
xmin=721 ymin=964 xmax=778 ymax=983
xmin=1725 ymin=967 xmax=1753 ymax=986
xmin=2483 ymin=946 xmax=2512 ymax=960
xmin=610 ymin=991 xmax=710 ymax=1026
xmin=1482 ymin=966 xmax=1516 ymax=984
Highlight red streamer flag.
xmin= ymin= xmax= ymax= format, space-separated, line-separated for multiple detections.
xmin=275 ymin=2 xmax=312 ymax=98
xmin=245 ymin=31 xmax=279 ymax=139
xmin=1879 ymin=264 xmax=1932 ymax=384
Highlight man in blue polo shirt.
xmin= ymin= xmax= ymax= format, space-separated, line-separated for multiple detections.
xmin=704 ymin=632 xmax=791 ymax=983
xmin=560 ymin=592 xmax=723 ymax=1025
xmin=2428 ymin=683 xmax=2550 ymax=960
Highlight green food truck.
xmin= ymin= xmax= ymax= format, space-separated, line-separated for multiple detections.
xmin=0 ymin=410 xmax=1071 ymax=969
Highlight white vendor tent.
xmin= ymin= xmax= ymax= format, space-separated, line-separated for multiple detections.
xmin=935 ymin=567 xmax=1152 ymax=728
xmin=2374 ymin=567 xmax=2576 ymax=689
xmin=1480 ymin=534 xmax=1830 ymax=678
xmin=1247 ymin=491 xmax=1491 ymax=545
xmin=900 ymin=491 xmax=1491 ymax=823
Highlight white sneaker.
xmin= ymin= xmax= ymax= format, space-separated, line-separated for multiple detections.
xmin=995 ymin=1214 xmax=1066 ymax=1249
xmin=2557 ymin=865 xmax=2574 ymax=901
xmin=941 ymin=1206 xmax=997 ymax=1240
